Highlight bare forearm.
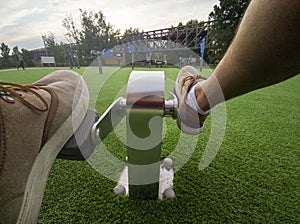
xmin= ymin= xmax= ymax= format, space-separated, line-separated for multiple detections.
xmin=197 ymin=0 xmax=300 ymax=111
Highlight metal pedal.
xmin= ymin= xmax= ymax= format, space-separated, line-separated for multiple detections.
xmin=57 ymin=109 xmax=99 ymax=160
xmin=58 ymin=97 xmax=126 ymax=161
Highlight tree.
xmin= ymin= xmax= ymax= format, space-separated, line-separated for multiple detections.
xmin=12 ymin=46 xmax=19 ymax=54
xmin=208 ymin=0 xmax=250 ymax=62
xmin=41 ymin=32 xmax=57 ymax=57
xmin=42 ymin=32 xmax=56 ymax=48
xmin=62 ymin=14 xmax=81 ymax=45
xmin=0 ymin=42 xmax=11 ymax=68
xmin=80 ymin=9 xmax=120 ymax=55
xmin=41 ymin=33 xmax=73 ymax=66
xmin=21 ymin=48 xmax=34 ymax=67
xmin=184 ymin=19 xmax=204 ymax=27
xmin=62 ymin=9 xmax=120 ymax=58
xmin=121 ymin=28 xmax=143 ymax=43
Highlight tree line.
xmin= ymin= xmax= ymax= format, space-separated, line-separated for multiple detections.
xmin=0 ymin=0 xmax=250 ymax=69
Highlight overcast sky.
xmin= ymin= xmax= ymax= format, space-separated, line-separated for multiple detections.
xmin=0 ymin=0 xmax=219 ymax=50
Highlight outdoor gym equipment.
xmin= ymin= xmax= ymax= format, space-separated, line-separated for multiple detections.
xmin=58 ymin=70 xmax=178 ymax=200
xmin=69 ymin=52 xmax=81 ymax=69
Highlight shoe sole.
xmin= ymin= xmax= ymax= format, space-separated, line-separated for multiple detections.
xmin=16 ymin=85 xmax=88 ymax=223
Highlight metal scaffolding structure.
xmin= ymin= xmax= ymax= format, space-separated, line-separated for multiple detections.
xmin=116 ymin=21 xmax=211 ymax=54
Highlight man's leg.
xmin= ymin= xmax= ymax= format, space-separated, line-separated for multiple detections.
xmin=0 ymin=70 xmax=89 ymax=224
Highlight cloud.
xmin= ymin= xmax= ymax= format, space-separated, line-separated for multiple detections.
xmin=0 ymin=0 xmax=218 ymax=50
xmin=103 ymin=0 xmax=217 ymax=31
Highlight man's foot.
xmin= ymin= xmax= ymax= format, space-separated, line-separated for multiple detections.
xmin=0 ymin=70 xmax=89 ymax=223
xmin=173 ymin=66 xmax=209 ymax=135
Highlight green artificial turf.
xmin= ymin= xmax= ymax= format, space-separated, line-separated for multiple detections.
xmin=0 ymin=67 xmax=299 ymax=223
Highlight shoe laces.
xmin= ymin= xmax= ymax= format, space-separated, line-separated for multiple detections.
xmin=181 ymin=74 xmax=203 ymax=92
xmin=0 ymin=82 xmax=48 ymax=112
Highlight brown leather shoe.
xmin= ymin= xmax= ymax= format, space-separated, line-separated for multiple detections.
xmin=173 ymin=66 xmax=208 ymax=135
xmin=0 ymin=70 xmax=89 ymax=224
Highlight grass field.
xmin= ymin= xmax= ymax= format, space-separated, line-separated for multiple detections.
xmin=0 ymin=67 xmax=299 ymax=223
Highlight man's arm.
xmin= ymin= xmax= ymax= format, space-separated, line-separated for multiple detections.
xmin=196 ymin=0 xmax=300 ymax=111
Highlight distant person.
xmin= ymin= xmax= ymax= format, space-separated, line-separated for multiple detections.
xmin=146 ymin=54 xmax=151 ymax=68
xmin=16 ymin=52 xmax=25 ymax=70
